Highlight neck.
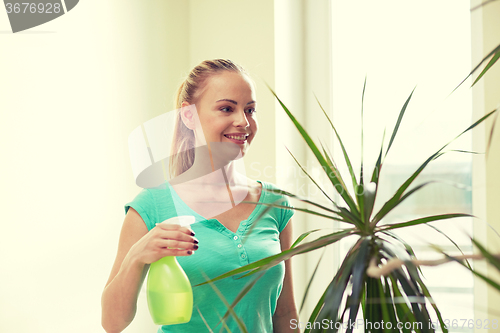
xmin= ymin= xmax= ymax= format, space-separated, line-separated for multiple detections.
xmin=170 ymin=145 xmax=246 ymax=189
xmin=168 ymin=145 xmax=252 ymax=212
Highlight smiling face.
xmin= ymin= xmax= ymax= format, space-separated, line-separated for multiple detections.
xmin=186 ymin=71 xmax=258 ymax=157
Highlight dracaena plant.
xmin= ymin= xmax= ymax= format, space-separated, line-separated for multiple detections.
xmin=197 ymin=79 xmax=498 ymax=333
xmin=453 ymin=238 xmax=500 ymax=293
xmin=456 ymin=0 xmax=500 ymax=92
xmin=197 ymin=4 xmax=500 ymax=326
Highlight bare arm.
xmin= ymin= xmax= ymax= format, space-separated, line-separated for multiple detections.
xmin=273 ymin=219 xmax=299 ymax=333
xmin=101 ymin=208 xmax=198 ymax=333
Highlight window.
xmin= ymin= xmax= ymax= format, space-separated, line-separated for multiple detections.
xmin=331 ymin=1 xmax=474 ymax=331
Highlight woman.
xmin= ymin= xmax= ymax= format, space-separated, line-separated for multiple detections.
xmin=101 ymin=59 xmax=298 ymax=333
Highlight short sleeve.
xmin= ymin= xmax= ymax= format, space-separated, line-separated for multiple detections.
xmin=278 ymin=193 xmax=294 ymax=233
xmin=124 ymin=189 xmax=158 ymax=231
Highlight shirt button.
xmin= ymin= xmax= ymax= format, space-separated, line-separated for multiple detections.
xmin=241 ymin=254 xmax=246 ymax=259
xmin=241 ymin=222 xmax=246 ymax=226
xmin=233 ymin=235 xmax=238 ymax=240
xmin=237 ymin=244 xmax=242 ymax=248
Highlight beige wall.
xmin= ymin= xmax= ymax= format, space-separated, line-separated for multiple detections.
xmin=481 ymin=0 xmax=500 ymax=321
xmin=187 ymin=0 xmax=277 ymax=184
xmin=0 ymin=1 xmax=276 ymax=332
xmin=471 ymin=0 xmax=500 ymax=325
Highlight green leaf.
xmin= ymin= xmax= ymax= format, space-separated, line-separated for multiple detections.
xmin=406 ymin=261 xmax=448 ymax=333
xmin=291 ymin=229 xmax=322 ymax=249
xmin=243 ymin=201 xmax=348 ymax=223
xmin=300 ymin=247 xmax=326 ymax=314
xmin=240 ymin=198 xmax=347 ymax=244
xmin=201 ymin=272 xmax=248 ymax=333
xmin=286 ymin=146 xmax=335 ymax=203
xmin=307 ymin=240 xmax=364 ymax=333
xmin=218 ymin=271 xmax=266 ymax=329
xmin=363 ymin=182 xmax=377 ymax=224
xmin=319 ymin=144 xmax=363 ymax=227
xmin=313 ymin=248 xmax=358 ymax=332
xmin=305 ymin=282 xmax=329 ymax=333
xmin=361 ymin=279 xmax=367 ymax=321
xmin=472 ymin=48 xmax=500 ymax=86
xmin=380 ymin=213 xmax=472 ymax=231
xmin=389 ymin=274 xmax=417 ymax=333
xmin=370 ymin=128 xmax=386 ymax=185
xmin=257 ymin=171 xmax=355 ymax=225
xmin=365 ymin=276 xmax=383 ymax=332
xmin=471 ymin=238 xmax=500 ymax=272
xmin=376 ymin=278 xmax=392 ymax=333
xmin=405 ymin=265 xmax=434 ymax=333
xmin=454 ymin=108 xmax=498 ymax=140
xmin=196 ymin=307 xmax=215 ymax=333
xmin=268 ymin=86 xmax=360 ymax=217
xmin=381 ymin=231 xmax=419 ymax=260
xmin=373 ymin=109 xmax=497 ymax=226
xmin=360 ymin=76 xmax=367 ymax=188
xmin=377 ymin=278 xmax=390 ymax=330
xmin=253 ymin=186 xmax=341 ymax=215
xmin=380 ymin=240 xmax=410 ymax=261
xmin=380 ymin=236 xmax=424 ymax=276
xmin=215 ymin=311 xmax=232 ymax=333
xmin=385 ymin=88 xmax=415 ymax=158
xmin=449 ymin=149 xmax=483 ymax=154
xmin=383 ymin=277 xmax=400 ymax=331
xmin=451 ymin=254 xmax=500 ymax=291
xmin=487 ymin=109 xmax=500 ymax=156
xmin=392 ymin=269 xmax=427 ymax=332
xmin=425 ymin=224 xmax=472 ymax=270
xmin=321 ymin=142 xmax=362 ymax=222
xmin=454 ymin=43 xmax=500 ymax=91
xmin=337 ymin=206 xmax=364 ymax=226
xmin=346 ymin=238 xmax=371 ymax=333
xmin=358 ymin=183 xmax=366 ymax=225
xmin=315 ymin=96 xmax=360 ymax=207
xmin=238 ymin=229 xmax=352 ymax=281
xmin=197 ymin=229 xmax=356 ymax=286
xmin=371 ymin=157 xmax=442 ymax=226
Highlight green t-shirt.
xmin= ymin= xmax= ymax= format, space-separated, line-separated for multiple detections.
xmin=125 ymin=180 xmax=294 ymax=333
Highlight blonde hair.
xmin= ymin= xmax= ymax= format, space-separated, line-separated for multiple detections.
xmin=169 ymin=59 xmax=248 ymax=178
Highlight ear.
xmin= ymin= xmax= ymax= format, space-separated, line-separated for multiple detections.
xmin=180 ymin=102 xmax=196 ymax=130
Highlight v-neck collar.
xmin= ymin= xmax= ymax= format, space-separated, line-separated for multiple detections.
xmin=165 ymin=180 xmax=266 ymax=234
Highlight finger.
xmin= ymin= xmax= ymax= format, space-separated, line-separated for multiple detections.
xmin=155 ymin=223 xmax=195 ymax=236
xmin=154 ymin=229 xmax=198 ymax=243
xmin=162 ymin=248 xmax=196 ymax=257
xmin=156 ymin=239 xmax=199 ymax=251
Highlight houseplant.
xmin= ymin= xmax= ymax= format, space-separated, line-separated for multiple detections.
xmin=197 ymin=80 xmax=498 ymax=332
xmin=198 ymin=3 xmax=500 ymax=331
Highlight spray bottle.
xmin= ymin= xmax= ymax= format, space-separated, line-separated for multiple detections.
xmin=146 ymin=215 xmax=195 ymax=325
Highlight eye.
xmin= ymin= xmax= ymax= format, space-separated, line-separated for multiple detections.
xmin=220 ymin=106 xmax=233 ymax=113
xmin=245 ymin=108 xmax=256 ymax=115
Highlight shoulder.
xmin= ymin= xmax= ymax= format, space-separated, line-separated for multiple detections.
xmin=256 ymin=180 xmax=295 ymax=224
xmin=124 ymin=186 xmax=162 ymax=212
xmin=256 ymin=180 xmax=285 ymax=192
xmin=257 ymin=181 xmax=291 ymax=205
xmin=129 ymin=182 xmax=174 ymax=204
xmin=124 ymin=183 xmax=172 ymax=231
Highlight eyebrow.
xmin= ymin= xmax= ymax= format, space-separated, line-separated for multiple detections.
xmin=215 ymin=99 xmax=256 ymax=105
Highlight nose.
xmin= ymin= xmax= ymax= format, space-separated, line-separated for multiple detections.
xmin=233 ymin=109 xmax=250 ymax=128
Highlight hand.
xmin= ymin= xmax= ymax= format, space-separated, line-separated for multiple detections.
xmin=128 ymin=223 xmax=199 ymax=265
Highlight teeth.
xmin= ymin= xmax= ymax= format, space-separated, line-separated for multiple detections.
xmin=225 ymin=135 xmax=247 ymax=140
